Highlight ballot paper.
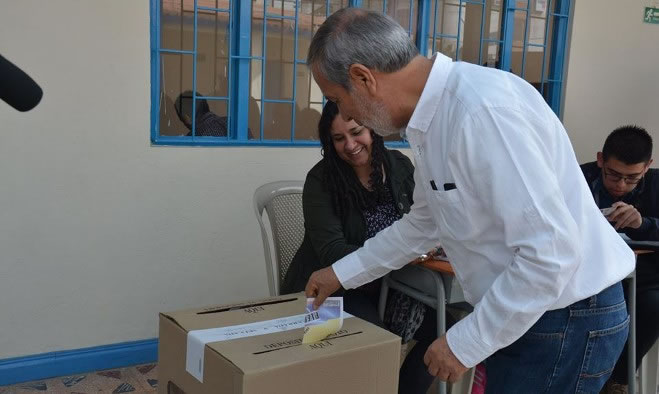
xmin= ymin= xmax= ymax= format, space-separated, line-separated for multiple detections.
xmin=303 ymin=297 xmax=344 ymax=343
xmin=601 ymin=207 xmax=616 ymax=216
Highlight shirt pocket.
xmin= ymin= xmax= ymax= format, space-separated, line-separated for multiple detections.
xmin=430 ymin=189 xmax=478 ymax=244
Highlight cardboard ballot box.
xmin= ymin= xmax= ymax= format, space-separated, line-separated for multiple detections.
xmin=158 ymin=293 xmax=401 ymax=394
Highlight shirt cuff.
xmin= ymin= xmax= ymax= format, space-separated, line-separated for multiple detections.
xmin=332 ymin=254 xmax=363 ymax=289
xmin=624 ymin=217 xmax=652 ymax=240
xmin=445 ymin=315 xmax=494 ymax=368
xmin=638 ymin=217 xmax=652 ymax=233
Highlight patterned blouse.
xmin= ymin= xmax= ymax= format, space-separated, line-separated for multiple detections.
xmin=363 ymin=183 xmax=427 ymax=343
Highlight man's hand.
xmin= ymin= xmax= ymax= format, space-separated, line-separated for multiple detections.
xmin=423 ymin=335 xmax=468 ymax=383
xmin=607 ymin=201 xmax=643 ymax=230
xmin=305 ymin=267 xmax=341 ymax=309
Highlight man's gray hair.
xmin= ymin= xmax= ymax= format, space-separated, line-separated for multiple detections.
xmin=307 ymin=8 xmax=419 ymax=89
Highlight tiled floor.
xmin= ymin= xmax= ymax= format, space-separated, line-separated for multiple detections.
xmin=0 ymin=363 xmax=158 ymax=393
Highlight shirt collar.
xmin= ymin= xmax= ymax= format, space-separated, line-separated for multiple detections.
xmin=406 ymin=52 xmax=453 ymax=134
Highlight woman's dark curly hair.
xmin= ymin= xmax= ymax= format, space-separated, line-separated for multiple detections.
xmin=318 ymin=101 xmax=389 ymax=216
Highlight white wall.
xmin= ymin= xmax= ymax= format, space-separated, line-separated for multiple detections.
xmin=0 ymin=0 xmax=325 ymax=358
xmin=564 ymin=0 xmax=659 ymax=163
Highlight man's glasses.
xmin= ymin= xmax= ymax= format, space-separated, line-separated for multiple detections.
xmin=603 ymin=169 xmax=643 ymax=185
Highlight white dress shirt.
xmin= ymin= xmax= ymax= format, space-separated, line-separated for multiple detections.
xmin=332 ymin=53 xmax=635 ymax=368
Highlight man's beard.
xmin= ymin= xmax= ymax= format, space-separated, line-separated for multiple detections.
xmin=352 ymin=90 xmax=406 ymax=137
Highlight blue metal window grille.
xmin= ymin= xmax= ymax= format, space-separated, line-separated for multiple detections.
xmin=150 ymin=0 xmax=571 ymax=146
xmin=423 ymin=0 xmax=570 ymax=116
xmin=357 ymin=0 xmax=418 ymax=40
xmin=248 ymin=1 xmax=352 ymax=145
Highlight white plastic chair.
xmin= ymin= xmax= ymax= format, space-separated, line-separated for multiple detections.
xmin=253 ymin=180 xmax=305 ymax=296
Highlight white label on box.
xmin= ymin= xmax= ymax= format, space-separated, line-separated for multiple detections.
xmin=186 ymin=313 xmax=306 ymax=382
xmin=186 ymin=309 xmax=354 ymax=382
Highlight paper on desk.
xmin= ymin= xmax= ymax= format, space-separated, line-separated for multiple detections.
xmin=302 ymin=297 xmax=343 ymax=343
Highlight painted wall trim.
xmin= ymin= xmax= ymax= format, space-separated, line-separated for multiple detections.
xmin=0 ymin=339 xmax=158 ymax=386
xmin=559 ymin=0 xmax=576 ymax=122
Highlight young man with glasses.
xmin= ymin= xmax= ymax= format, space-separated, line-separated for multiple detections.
xmin=581 ymin=125 xmax=658 ymax=394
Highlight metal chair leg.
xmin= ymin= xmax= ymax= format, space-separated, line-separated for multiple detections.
xmin=379 ymin=275 xmax=390 ymax=322
xmin=628 ymin=270 xmax=637 ymax=394
xmin=378 ymin=265 xmax=448 ymax=394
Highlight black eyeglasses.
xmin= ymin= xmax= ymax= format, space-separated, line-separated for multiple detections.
xmin=603 ymin=169 xmax=643 ymax=185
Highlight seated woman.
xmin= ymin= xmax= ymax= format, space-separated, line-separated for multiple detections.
xmin=281 ymin=101 xmax=438 ymax=394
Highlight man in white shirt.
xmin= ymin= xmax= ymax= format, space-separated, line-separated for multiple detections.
xmin=304 ymin=8 xmax=635 ymax=393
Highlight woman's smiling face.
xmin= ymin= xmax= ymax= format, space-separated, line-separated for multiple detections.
xmin=330 ymin=115 xmax=373 ymax=170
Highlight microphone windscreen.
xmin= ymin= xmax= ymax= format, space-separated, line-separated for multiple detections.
xmin=0 ymin=54 xmax=43 ymax=112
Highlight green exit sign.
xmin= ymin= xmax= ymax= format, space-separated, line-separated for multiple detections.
xmin=645 ymin=7 xmax=659 ymax=24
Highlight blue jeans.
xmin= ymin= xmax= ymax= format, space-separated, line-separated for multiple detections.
xmin=485 ymin=282 xmax=629 ymax=394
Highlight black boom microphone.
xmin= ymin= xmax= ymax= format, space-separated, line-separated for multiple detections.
xmin=0 ymin=54 xmax=43 ymax=112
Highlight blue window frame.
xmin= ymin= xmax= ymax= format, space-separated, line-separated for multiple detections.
xmin=150 ymin=0 xmax=572 ymax=146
